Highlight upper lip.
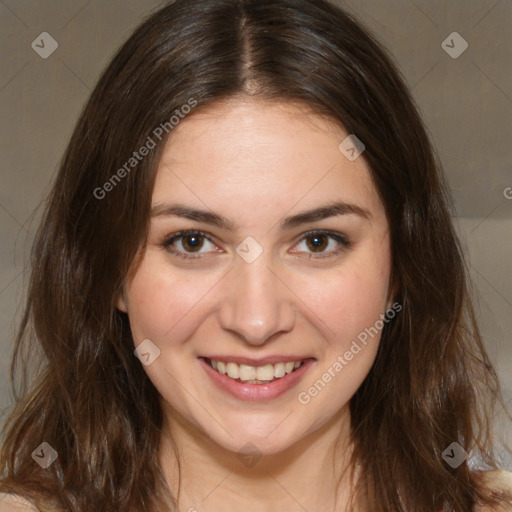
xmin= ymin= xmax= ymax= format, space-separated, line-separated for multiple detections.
xmin=200 ymin=355 xmax=314 ymax=366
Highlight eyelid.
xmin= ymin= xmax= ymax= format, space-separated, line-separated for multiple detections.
xmin=161 ymin=229 xmax=351 ymax=260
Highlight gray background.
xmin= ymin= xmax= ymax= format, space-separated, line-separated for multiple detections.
xmin=0 ymin=0 xmax=511 ymax=466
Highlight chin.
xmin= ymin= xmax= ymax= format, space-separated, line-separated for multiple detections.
xmin=210 ymin=424 xmax=302 ymax=458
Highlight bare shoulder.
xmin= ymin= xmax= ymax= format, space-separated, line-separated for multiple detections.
xmin=475 ymin=470 xmax=512 ymax=512
xmin=0 ymin=493 xmax=39 ymax=511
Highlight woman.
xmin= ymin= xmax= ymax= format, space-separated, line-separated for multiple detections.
xmin=0 ymin=0 xmax=511 ymax=510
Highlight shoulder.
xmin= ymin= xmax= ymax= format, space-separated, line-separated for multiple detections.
xmin=475 ymin=470 xmax=512 ymax=511
xmin=0 ymin=493 xmax=39 ymax=511
xmin=479 ymin=469 xmax=512 ymax=490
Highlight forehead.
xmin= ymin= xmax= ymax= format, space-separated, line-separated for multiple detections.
xmin=152 ymin=98 xmax=384 ymax=225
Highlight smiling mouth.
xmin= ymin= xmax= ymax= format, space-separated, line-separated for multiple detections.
xmin=203 ymin=357 xmax=307 ymax=384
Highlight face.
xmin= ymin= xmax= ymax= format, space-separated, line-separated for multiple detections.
xmin=117 ymin=97 xmax=393 ymax=456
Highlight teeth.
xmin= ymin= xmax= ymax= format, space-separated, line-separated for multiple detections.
xmin=239 ymin=364 xmax=256 ymax=381
xmin=274 ymin=362 xmax=285 ymax=378
xmin=255 ymin=364 xmax=275 ymax=380
xmin=226 ymin=362 xmax=239 ymax=379
xmin=207 ymin=358 xmax=305 ymax=382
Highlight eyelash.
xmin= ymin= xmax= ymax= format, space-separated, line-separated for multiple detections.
xmin=161 ymin=229 xmax=351 ymax=261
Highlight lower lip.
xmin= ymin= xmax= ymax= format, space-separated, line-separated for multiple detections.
xmin=199 ymin=358 xmax=315 ymax=401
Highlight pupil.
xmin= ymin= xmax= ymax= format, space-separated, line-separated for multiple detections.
xmin=184 ymin=235 xmax=202 ymax=251
xmin=308 ymin=234 xmax=327 ymax=252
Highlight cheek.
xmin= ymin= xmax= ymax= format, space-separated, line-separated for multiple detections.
xmin=123 ymin=255 xmax=222 ymax=343
xmin=294 ymin=255 xmax=391 ymax=346
xmin=294 ymin=259 xmax=390 ymax=413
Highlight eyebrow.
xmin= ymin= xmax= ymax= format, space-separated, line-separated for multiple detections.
xmin=150 ymin=201 xmax=372 ymax=231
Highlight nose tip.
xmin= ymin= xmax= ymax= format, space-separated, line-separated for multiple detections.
xmin=218 ymin=262 xmax=295 ymax=346
xmin=230 ymin=316 xmax=286 ymax=346
xmin=221 ymin=299 xmax=295 ymax=346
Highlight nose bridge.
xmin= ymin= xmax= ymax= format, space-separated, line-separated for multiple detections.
xmin=219 ymin=252 xmax=295 ymax=345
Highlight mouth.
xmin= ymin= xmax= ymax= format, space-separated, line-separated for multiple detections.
xmin=202 ymin=357 xmax=306 ymax=384
xmin=198 ymin=356 xmax=315 ymax=401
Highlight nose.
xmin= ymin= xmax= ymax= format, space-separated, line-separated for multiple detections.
xmin=218 ymin=255 xmax=295 ymax=346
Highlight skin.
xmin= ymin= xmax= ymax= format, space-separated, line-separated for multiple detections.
xmin=117 ymin=97 xmax=393 ymax=512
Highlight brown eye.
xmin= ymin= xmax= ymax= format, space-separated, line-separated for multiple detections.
xmin=293 ymin=230 xmax=351 ymax=259
xmin=305 ymin=233 xmax=329 ymax=252
xmin=181 ymin=234 xmax=204 ymax=252
xmin=162 ymin=230 xmax=217 ymax=259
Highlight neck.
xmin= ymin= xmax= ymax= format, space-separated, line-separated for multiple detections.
xmin=158 ymin=404 xmax=362 ymax=512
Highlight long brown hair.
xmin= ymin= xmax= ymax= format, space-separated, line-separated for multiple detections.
xmin=1 ymin=0 xmax=510 ymax=510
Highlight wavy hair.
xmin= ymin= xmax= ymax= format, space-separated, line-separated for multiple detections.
xmin=1 ymin=0 xmax=511 ymax=510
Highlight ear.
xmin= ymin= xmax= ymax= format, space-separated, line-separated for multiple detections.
xmin=386 ymin=277 xmax=400 ymax=311
xmin=116 ymin=285 xmax=128 ymax=313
